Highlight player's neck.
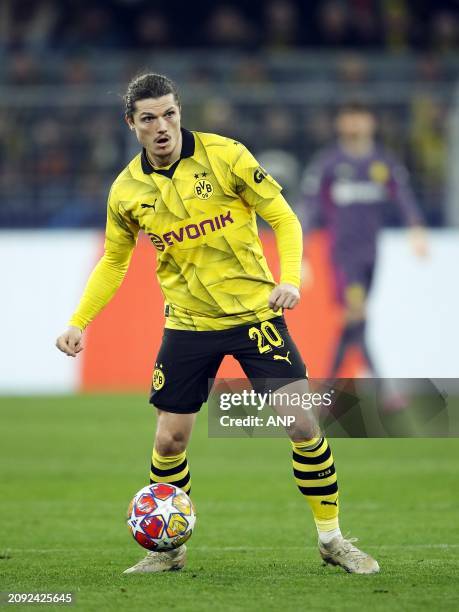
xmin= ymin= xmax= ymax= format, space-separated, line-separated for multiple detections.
xmin=340 ymin=139 xmax=374 ymax=158
xmin=146 ymin=132 xmax=183 ymax=169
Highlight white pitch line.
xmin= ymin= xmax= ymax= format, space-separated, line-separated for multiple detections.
xmin=3 ymin=544 xmax=458 ymax=554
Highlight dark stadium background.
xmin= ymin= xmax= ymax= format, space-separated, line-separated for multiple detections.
xmin=1 ymin=0 xmax=457 ymax=229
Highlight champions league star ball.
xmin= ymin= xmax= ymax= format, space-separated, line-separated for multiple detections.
xmin=127 ymin=483 xmax=196 ymax=551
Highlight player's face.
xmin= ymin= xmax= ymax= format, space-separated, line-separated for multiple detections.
xmin=126 ymin=94 xmax=182 ymax=165
xmin=336 ymin=112 xmax=376 ymax=141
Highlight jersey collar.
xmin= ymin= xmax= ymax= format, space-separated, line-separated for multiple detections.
xmin=141 ymin=128 xmax=195 ymax=177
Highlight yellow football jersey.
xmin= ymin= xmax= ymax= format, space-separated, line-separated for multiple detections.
xmin=70 ymin=129 xmax=302 ymax=331
xmin=104 ymin=129 xmax=299 ymax=330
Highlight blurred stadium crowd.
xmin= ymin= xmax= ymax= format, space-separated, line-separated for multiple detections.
xmin=0 ymin=0 xmax=458 ymax=228
xmin=1 ymin=0 xmax=458 ymax=52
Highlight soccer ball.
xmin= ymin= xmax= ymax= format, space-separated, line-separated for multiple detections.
xmin=127 ymin=483 xmax=196 ymax=551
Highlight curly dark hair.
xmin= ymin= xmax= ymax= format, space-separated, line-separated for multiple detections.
xmin=124 ymin=73 xmax=180 ymax=118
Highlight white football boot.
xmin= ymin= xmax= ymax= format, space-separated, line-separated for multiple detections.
xmin=123 ymin=544 xmax=187 ymax=574
xmin=318 ymin=536 xmax=380 ymax=574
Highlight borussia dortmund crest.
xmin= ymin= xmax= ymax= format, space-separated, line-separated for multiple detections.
xmin=194 ymin=178 xmax=214 ymax=200
xmin=152 ymin=365 xmax=165 ymax=390
xmin=369 ymin=161 xmax=389 ymax=183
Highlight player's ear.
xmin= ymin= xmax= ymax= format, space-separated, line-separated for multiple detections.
xmin=125 ymin=114 xmax=135 ymax=131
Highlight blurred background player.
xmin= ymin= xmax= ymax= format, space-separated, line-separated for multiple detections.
xmin=300 ymin=102 xmax=428 ymax=379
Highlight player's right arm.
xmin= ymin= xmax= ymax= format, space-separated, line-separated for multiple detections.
xmin=386 ymin=155 xmax=429 ymax=258
xmin=55 ymin=185 xmax=139 ymax=357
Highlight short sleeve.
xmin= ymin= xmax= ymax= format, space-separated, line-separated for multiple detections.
xmin=230 ymin=142 xmax=283 ymax=207
xmin=105 ymin=184 xmax=139 ymax=247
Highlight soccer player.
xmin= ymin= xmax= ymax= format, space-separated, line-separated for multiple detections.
xmin=301 ymin=102 xmax=427 ymax=378
xmin=56 ymin=74 xmax=379 ymax=575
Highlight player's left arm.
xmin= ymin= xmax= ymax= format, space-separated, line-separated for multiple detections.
xmin=387 ymin=156 xmax=429 ymax=258
xmin=230 ymin=142 xmax=302 ymax=311
xmin=258 ymin=194 xmax=303 ymax=312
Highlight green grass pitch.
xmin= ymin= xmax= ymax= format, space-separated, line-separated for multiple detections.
xmin=0 ymin=395 xmax=458 ymax=611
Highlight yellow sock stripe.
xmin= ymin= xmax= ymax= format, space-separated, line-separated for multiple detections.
xmin=315 ymin=517 xmax=340 ymax=531
xmin=149 ymin=466 xmax=189 ymax=483
xmin=294 ymin=473 xmax=337 ymax=488
xmin=292 ymin=454 xmax=334 ymax=473
xmin=181 ymin=481 xmax=191 ymax=494
xmin=291 ymin=437 xmax=322 ymax=451
xmin=152 ymin=449 xmax=187 ymax=469
xmin=292 ymin=439 xmax=329 ymax=458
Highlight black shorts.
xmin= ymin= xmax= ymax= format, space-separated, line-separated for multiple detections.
xmin=149 ymin=316 xmax=307 ymax=413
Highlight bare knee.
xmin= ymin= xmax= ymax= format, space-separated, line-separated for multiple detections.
xmin=287 ymin=423 xmax=320 ymax=443
xmin=155 ymin=430 xmax=188 ymax=456
xmin=154 ymin=409 xmax=195 ymax=456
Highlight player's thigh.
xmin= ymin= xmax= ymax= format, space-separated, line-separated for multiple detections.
xmin=233 ymin=317 xmax=307 ymax=381
xmin=233 ymin=318 xmax=316 ymax=439
xmin=150 ymin=329 xmax=223 ymax=414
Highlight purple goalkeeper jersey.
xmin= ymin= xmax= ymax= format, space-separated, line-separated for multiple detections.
xmin=300 ymin=144 xmax=423 ymax=264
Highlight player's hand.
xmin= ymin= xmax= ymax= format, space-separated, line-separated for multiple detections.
xmin=55 ymin=326 xmax=84 ymax=357
xmin=409 ymin=226 xmax=429 ymax=258
xmin=269 ymin=283 xmax=300 ymax=312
